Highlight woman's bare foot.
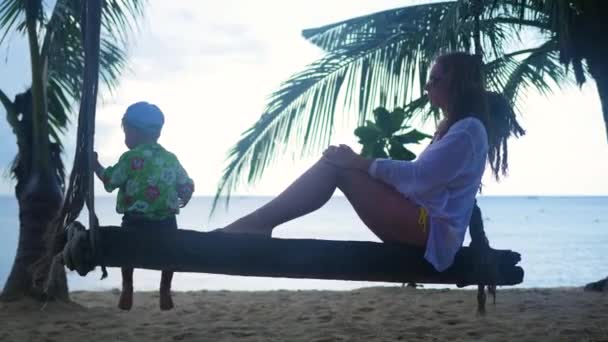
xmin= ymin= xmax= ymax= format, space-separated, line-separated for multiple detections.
xmin=215 ymin=226 xmax=273 ymax=236
xmin=215 ymin=213 xmax=273 ymax=237
xmin=159 ymin=289 xmax=174 ymax=311
xmin=118 ymin=285 xmax=133 ymax=311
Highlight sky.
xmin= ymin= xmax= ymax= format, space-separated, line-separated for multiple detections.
xmin=0 ymin=0 xmax=607 ymax=197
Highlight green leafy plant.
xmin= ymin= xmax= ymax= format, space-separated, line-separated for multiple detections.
xmin=354 ymin=107 xmax=431 ymax=161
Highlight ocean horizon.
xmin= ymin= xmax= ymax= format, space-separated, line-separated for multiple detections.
xmin=1 ymin=195 xmax=607 ymax=291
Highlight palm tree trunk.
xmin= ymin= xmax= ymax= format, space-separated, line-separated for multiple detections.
xmin=585 ymin=54 xmax=608 ymax=289
xmin=1 ymin=0 xmax=67 ymax=302
xmin=1 ymin=92 xmax=65 ymax=301
xmin=0 ymin=193 xmax=41 ymax=301
xmin=587 ymin=56 xmax=608 ymax=142
xmin=1 ymin=188 xmax=62 ymax=301
xmin=25 ymin=0 xmax=50 ymax=171
xmin=1 ymin=142 xmax=65 ymax=300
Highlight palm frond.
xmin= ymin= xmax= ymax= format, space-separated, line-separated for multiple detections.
xmin=101 ymin=0 xmax=145 ymax=45
xmin=302 ymin=2 xmax=455 ymax=52
xmin=212 ymin=1 xmax=544 ymax=211
xmin=2 ymin=0 xmax=142 ymax=146
xmin=2 ymin=0 xmax=143 ymax=193
xmin=211 ymin=56 xmax=349 ymax=212
xmin=38 ymin=0 xmax=143 ymax=154
xmin=0 ymin=0 xmax=26 ymax=44
xmin=45 ymin=0 xmax=140 ymax=100
xmin=212 ymin=1 xmax=565 ymax=212
xmin=485 ymin=38 xmax=574 ymax=113
xmin=47 ymin=79 xmax=71 ymax=143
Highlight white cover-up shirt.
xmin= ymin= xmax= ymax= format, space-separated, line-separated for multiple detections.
xmin=368 ymin=117 xmax=489 ymax=271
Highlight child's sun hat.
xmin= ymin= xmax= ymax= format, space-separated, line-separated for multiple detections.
xmin=122 ymin=101 xmax=165 ymax=136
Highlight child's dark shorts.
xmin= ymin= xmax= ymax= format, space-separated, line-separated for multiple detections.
xmin=121 ymin=213 xmax=178 ymax=231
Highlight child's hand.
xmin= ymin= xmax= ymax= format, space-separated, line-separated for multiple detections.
xmin=178 ymin=196 xmax=191 ymax=208
xmin=93 ymin=152 xmax=101 ymax=166
xmin=177 ymin=183 xmax=194 ymax=208
xmin=92 ymin=152 xmax=105 ymax=178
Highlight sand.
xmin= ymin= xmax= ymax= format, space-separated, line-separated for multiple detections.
xmin=1 ymin=287 xmax=607 ymax=341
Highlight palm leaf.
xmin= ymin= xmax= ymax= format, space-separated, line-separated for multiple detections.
xmin=211 ymin=1 xmax=542 ymax=212
xmin=1 ymin=0 xmax=144 ymax=185
xmin=0 ymin=0 xmax=26 ymax=44
xmin=1 ymin=0 xmax=143 ymax=144
xmin=44 ymin=0 xmax=141 ymax=111
xmin=211 ymin=0 xmax=597 ymax=213
xmin=211 ymin=2 xmax=456 ymax=212
xmin=484 ymin=38 xmax=576 ymax=113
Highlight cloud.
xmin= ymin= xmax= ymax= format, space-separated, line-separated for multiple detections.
xmin=1 ymin=0 xmax=607 ymax=197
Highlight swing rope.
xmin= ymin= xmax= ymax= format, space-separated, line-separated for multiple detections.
xmin=41 ymin=0 xmax=105 ymax=297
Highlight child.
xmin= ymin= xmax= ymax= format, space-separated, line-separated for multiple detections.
xmin=94 ymin=101 xmax=194 ymax=311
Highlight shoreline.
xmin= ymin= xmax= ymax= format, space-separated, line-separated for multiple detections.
xmin=1 ymin=287 xmax=607 ymax=341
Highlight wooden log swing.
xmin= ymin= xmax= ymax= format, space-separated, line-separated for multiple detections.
xmin=47 ymin=0 xmax=523 ymax=316
xmin=61 ymin=203 xmax=524 ymax=314
xmin=66 ymin=226 xmax=522 ymax=287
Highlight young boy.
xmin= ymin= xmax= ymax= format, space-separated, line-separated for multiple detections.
xmin=94 ymin=101 xmax=194 ymax=311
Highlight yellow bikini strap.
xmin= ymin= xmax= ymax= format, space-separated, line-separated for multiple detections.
xmin=418 ymin=207 xmax=428 ymax=233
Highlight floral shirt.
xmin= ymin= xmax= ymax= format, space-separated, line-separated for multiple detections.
xmin=102 ymin=143 xmax=195 ymax=220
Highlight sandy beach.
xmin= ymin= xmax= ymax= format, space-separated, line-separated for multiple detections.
xmin=1 ymin=287 xmax=607 ymax=341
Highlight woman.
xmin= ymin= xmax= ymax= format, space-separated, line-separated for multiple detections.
xmin=219 ymin=52 xmax=523 ymax=272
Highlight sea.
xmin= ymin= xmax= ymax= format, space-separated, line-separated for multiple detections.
xmin=1 ymin=195 xmax=607 ymax=292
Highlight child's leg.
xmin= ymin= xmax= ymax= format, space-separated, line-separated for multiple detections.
xmin=118 ymin=267 xmax=134 ymax=310
xmin=159 ymin=270 xmax=174 ymax=311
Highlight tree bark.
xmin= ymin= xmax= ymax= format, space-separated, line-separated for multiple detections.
xmin=587 ymin=55 xmax=608 ymax=143
xmin=1 ymin=172 xmax=64 ymax=301
xmin=1 ymin=3 xmax=68 ymax=302
xmin=0 ymin=92 xmax=66 ymax=302
xmin=585 ymin=55 xmax=608 ymax=288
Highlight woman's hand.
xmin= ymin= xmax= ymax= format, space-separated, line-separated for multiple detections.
xmin=322 ymin=144 xmax=371 ymax=171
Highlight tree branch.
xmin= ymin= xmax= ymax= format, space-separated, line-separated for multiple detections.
xmin=0 ymin=88 xmax=24 ymax=147
xmin=40 ymin=0 xmax=67 ymax=67
xmin=26 ymin=3 xmax=50 ymax=173
xmin=0 ymin=88 xmax=19 ymax=132
xmin=0 ymin=88 xmax=13 ymax=113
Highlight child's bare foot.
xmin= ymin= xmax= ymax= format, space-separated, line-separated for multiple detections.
xmin=159 ymin=289 xmax=174 ymax=311
xmin=118 ymin=285 xmax=133 ymax=311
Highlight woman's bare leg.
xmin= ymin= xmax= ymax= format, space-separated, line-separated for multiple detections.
xmin=336 ymin=168 xmax=427 ymax=246
xmin=220 ymin=159 xmax=340 ymax=235
xmin=220 ymin=158 xmax=427 ymax=246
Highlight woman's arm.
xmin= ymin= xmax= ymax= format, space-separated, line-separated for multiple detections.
xmin=370 ymin=128 xmax=476 ymax=196
xmin=97 ymin=152 xmax=130 ymax=192
xmin=175 ymin=161 xmax=195 ymax=208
